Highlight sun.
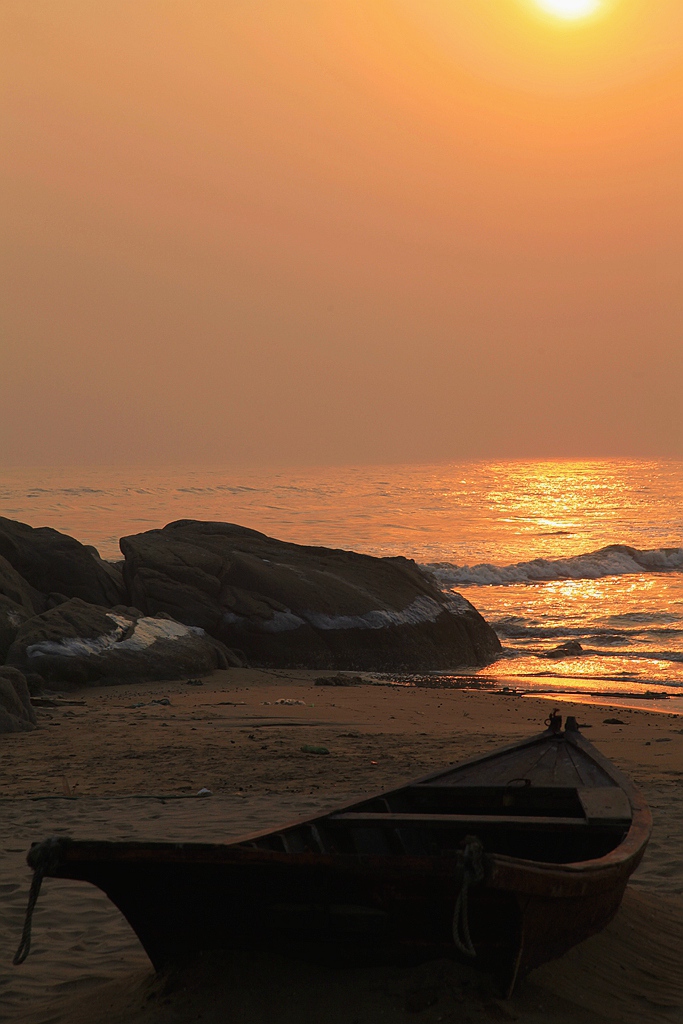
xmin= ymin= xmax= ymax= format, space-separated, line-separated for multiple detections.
xmin=533 ymin=0 xmax=601 ymax=19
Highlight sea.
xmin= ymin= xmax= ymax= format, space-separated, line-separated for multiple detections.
xmin=2 ymin=459 xmax=682 ymax=712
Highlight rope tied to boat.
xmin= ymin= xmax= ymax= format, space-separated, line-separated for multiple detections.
xmin=452 ymin=835 xmax=485 ymax=958
xmin=13 ymin=837 xmax=64 ymax=966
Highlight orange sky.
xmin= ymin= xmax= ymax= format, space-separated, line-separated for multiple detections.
xmin=1 ymin=1 xmax=681 ymax=466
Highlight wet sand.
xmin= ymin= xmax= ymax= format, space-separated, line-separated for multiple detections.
xmin=1 ymin=669 xmax=681 ymax=1023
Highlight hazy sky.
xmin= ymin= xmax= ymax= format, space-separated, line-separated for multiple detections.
xmin=1 ymin=1 xmax=681 ymax=467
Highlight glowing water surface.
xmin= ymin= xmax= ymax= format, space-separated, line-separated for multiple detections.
xmin=1 ymin=459 xmax=681 ymax=701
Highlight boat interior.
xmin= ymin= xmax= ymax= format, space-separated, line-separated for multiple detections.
xmin=240 ymin=737 xmax=633 ymax=864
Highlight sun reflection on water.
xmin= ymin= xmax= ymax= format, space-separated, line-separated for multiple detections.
xmin=0 ymin=459 xmax=681 ymax=702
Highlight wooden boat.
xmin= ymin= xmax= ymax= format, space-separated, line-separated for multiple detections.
xmin=15 ymin=713 xmax=651 ymax=993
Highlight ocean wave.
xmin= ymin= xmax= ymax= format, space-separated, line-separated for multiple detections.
xmin=512 ymin=671 xmax=683 ymax=690
xmin=596 ymin=649 xmax=683 ymax=663
xmin=426 ymin=544 xmax=683 ymax=587
xmin=492 ymin=615 xmax=683 ymax=642
xmin=497 ymin=640 xmax=683 ymax=667
xmin=605 ymin=610 xmax=682 ymax=625
xmin=493 ymin=617 xmax=588 ymax=639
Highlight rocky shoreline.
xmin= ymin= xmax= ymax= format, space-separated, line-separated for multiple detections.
xmin=0 ymin=517 xmax=500 ymax=731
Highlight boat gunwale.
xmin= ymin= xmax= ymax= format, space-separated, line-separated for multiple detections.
xmin=40 ymin=728 xmax=652 ymax=901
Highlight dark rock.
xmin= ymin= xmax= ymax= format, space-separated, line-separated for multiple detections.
xmin=120 ymin=521 xmax=502 ymax=671
xmin=0 ymin=595 xmax=32 ymax=663
xmin=603 ymin=718 xmax=625 ymax=725
xmin=0 ymin=517 xmax=124 ymax=607
xmin=85 ymin=547 xmax=126 ymax=597
xmin=0 ymin=554 xmax=42 ymax=614
xmin=544 ymin=640 xmax=584 ymax=659
xmin=6 ymin=597 xmax=238 ymax=687
xmin=0 ymin=667 xmax=37 ymax=733
xmin=0 ymin=555 xmax=41 ymax=660
xmin=111 ymin=605 xmax=146 ymax=618
xmin=24 ymin=672 xmax=47 ymax=696
xmin=315 ymin=674 xmax=364 ymax=686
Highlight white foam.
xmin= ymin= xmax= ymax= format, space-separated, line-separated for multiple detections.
xmin=260 ymin=611 xmax=307 ymax=633
xmin=427 ymin=545 xmax=683 ymax=588
xmin=305 ymin=595 xmax=442 ymax=631
xmin=221 ymin=593 xmax=474 ymax=633
xmin=221 ymin=609 xmax=306 ymax=633
xmin=26 ymin=614 xmax=204 ymax=659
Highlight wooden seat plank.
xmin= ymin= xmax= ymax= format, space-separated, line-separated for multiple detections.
xmin=327 ymin=812 xmax=588 ymax=829
xmin=577 ymin=788 xmax=631 ymax=823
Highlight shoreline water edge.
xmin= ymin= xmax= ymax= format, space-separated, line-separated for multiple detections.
xmin=1 ymin=460 xmax=681 ymax=707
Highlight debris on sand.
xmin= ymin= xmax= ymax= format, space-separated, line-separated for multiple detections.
xmin=315 ymin=674 xmax=364 ymax=687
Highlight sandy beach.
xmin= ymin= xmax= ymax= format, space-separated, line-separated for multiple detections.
xmin=1 ymin=670 xmax=681 ymax=1024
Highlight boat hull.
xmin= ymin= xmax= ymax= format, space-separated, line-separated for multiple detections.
xmin=46 ymin=828 xmax=645 ymax=982
xmin=24 ymin=726 xmax=652 ymax=990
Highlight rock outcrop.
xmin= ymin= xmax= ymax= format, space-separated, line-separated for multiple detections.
xmin=0 ymin=554 xmax=40 ymax=661
xmin=6 ymin=597 xmax=237 ymax=687
xmin=544 ymin=640 xmax=584 ymax=659
xmin=0 ymin=666 xmax=36 ymax=733
xmin=0 ymin=553 xmax=41 ymax=614
xmin=0 ymin=595 xmax=32 ymax=664
xmin=0 ymin=517 xmax=124 ymax=608
xmin=120 ymin=521 xmax=501 ymax=671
